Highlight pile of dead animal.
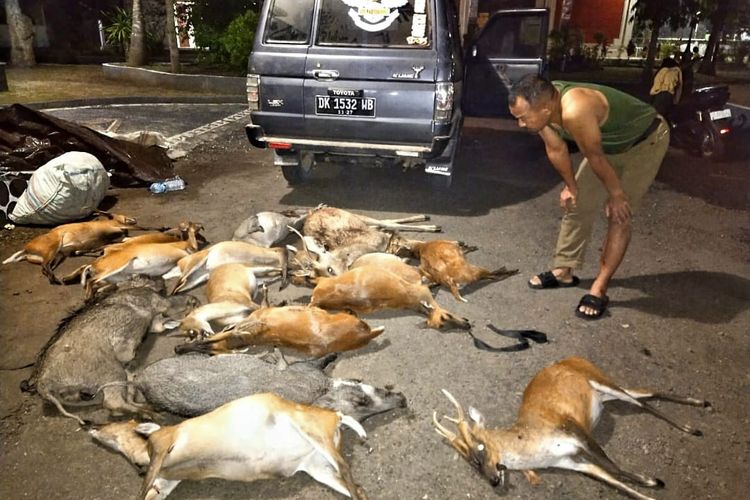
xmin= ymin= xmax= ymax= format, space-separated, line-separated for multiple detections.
xmin=3 ymin=205 xmax=709 ymax=500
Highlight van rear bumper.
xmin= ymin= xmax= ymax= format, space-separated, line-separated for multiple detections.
xmin=245 ymin=123 xmax=451 ymax=158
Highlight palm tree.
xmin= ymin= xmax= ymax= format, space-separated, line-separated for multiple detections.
xmin=4 ymin=0 xmax=36 ymax=67
xmin=165 ymin=0 xmax=181 ymax=73
xmin=127 ymin=0 xmax=146 ymax=66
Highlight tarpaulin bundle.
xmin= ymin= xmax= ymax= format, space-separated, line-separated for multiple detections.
xmin=0 ymin=104 xmax=174 ymax=186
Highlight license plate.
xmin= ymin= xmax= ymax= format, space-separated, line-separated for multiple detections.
xmin=315 ymin=96 xmax=376 ymax=117
xmin=709 ymin=108 xmax=731 ymax=121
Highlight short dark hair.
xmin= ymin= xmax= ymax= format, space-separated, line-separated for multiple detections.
xmin=660 ymin=57 xmax=678 ymax=69
xmin=508 ymin=74 xmax=556 ymax=107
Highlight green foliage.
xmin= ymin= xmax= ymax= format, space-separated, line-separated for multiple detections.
xmin=102 ymin=7 xmax=132 ymax=53
xmin=190 ymin=0 xmax=260 ymax=50
xmin=222 ymin=10 xmax=259 ymax=69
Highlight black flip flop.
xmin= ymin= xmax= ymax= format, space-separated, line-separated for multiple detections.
xmin=575 ymin=294 xmax=609 ymax=320
xmin=528 ymin=271 xmax=580 ymax=290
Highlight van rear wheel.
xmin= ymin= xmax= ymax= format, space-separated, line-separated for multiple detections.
xmin=281 ymin=152 xmax=315 ymax=185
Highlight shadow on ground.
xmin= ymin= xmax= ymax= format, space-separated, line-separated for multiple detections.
xmin=612 ymin=271 xmax=750 ymax=323
xmin=280 ymin=127 xmax=560 ymax=216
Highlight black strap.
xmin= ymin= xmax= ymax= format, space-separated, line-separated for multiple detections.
xmin=632 ymin=117 xmax=662 ymax=147
xmin=467 ymin=325 xmax=549 ymax=353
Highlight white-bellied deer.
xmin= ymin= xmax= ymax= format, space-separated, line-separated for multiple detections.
xmin=64 ymin=224 xmax=202 ymax=299
xmin=126 ymin=393 xmax=367 ymax=499
xmin=89 ymin=420 xmax=151 ymax=470
xmin=168 ymin=241 xmax=287 ymax=294
xmin=232 ymin=208 xmax=309 ymax=247
xmin=2 ymin=211 xmax=144 ymax=284
xmin=174 ymin=305 xmax=385 ymax=357
xmin=311 ymin=264 xmax=471 ymax=330
xmin=403 ymin=240 xmax=519 ymax=302
xmin=167 ymin=262 xmax=265 ymax=337
xmin=433 ymin=357 xmax=710 ymax=500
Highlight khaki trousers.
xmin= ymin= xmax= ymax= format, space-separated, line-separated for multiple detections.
xmin=552 ymin=117 xmax=670 ymax=269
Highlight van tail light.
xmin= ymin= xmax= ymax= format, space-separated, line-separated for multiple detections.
xmin=719 ymin=127 xmax=730 ymax=135
xmin=434 ymin=82 xmax=454 ymax=123
xmin=247 ymin=74 xmax=260 ymax=110
xmin=268 ymin=142 xmax=292 ymax=150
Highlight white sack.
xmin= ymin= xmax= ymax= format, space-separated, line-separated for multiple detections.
xmin=10 ymin=151 xmax=110 ymax=225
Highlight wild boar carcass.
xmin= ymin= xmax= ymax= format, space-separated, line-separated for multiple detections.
xmin=135 ymin=353 xmax=406 ymax=421
xmin=20 ymin=277 xmax=195 ymax=425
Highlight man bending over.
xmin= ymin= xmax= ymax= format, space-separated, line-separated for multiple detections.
xmin=508 ymin=75 xmax=669 ymax=319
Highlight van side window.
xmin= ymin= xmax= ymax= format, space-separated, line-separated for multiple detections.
xmin=317 ymin=0 xmax=431 ymax=48
xmin=264 ymin=0 xmax=314 ymax=43
xmin=477 ymin=13 xmax=545 ymax=59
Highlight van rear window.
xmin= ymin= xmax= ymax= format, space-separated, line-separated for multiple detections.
xmin=317 ymin=0 xmax=431 ymax=48
xmin=264 ymin=0 xmax=315 ymax=43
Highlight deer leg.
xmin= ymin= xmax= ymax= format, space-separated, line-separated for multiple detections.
xmin=590 ymin=381 xmax=703 ymax=436
xmin=576 ymin=435 xmax=664 ymax=488
xmin=562 ymin=458 xmax=657 ymax=500
xmin=624 ymin=388 xmax=710 ymax=408
xmin=446 ymin=278 xmax=468 ymax=303
xmin=373 ymin=222 xmax=441 ymax=232
xmin=143 ymin=478 xmax=181 ymax=500
xmin=523 ymin=470 xmax=542 ymax=485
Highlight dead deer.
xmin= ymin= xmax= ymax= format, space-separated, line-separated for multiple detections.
xmin=403 ymin=240 xmax=519 ymax=302
xmin=303 ymin=206 xmax=440 ymax=251
xmin=2 ymin=211 xmax=145 ymax=284
xmin=99 ymin=221 xmax=205 ymax=256
xmin=130 ymin=393 xmax=367 ymax=499
xmin=167 ymin=241 xmax=287 ymax=294
xmin=174 ymin=305 xmax=385 ymax=357
xmin=311 ymin=264 xmax=471 ymax=330
xmin=89 ymin=420 xmax=151 ymax=471
xmin=64 ymin=224 xmax=202 ymax=299
xmin=433 ymin=357 xmax=710 ymax=500
xmin=232 ymin=208 xmax=309 ymax=247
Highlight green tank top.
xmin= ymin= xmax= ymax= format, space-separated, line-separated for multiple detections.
xmin=552 ymin=81 xmax=657 ymax=155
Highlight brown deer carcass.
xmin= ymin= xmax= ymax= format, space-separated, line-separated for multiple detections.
xmin=433 ymin=357 xmax=710 ymax=500
xmin=167 ymin=263 xmax=263 ymax=337
xmin=128 ymin=393 xmax=367 ymax=499
xmin=168 ymin=241 xmax=287 ymax=294
xmin=64 ymin=224 xmax=202 ymax=299
xmin=311 ymin=264 xmax=471 ymax=330
xmin=99 ymin=221 xmax=205 ymax=256
xmin=174 ymin=305 xmax=385 ymax=357
xmin=403 ymin=240 xmax=519 ymax=302
xmin=2 ymin=212 xmax=144 ymax=283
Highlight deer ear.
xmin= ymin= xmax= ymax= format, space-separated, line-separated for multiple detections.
xmin=468 ymin=406 xmax=485 ymax=427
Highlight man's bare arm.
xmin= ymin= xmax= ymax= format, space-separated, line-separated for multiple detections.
xmin=539 ymin=126 xmax=576 ymax=189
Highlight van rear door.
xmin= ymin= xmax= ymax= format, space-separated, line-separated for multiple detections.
xmin=463 ymin=9 xmax=549 ymax=117
xmin=302 ymin=0 xmax=438 ymax=146
xmin=248 ymin=0 xmax=314 ymax=138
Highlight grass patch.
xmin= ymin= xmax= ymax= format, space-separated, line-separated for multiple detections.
xmin=0 ymin=64 xmax=222 ymax=106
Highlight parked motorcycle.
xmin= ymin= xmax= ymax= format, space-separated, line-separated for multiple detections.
xmin=668 ymin=85 xmax=733 ymax=158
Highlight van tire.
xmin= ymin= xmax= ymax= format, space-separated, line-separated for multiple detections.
xmin=281 ymin=153 xmax=315 ymax=185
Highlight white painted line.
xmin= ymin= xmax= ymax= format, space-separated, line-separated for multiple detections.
xmin=167 ymin=108 xmax=252 ymax=143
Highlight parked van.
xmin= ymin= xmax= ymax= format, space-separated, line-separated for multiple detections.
xmin=245 ymin=0 xmax=548 ymax=186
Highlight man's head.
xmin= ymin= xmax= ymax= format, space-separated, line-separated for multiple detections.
xmin=508 ymin=74 xmax=557 ymax=133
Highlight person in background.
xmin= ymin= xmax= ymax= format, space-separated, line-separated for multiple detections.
xmin=626 ymin=39 xmax=636 ymax=60
xmin=508 ymin=75 xmax=670 ymax=320
xmin=650 ymin=57 xmax=682 ymax=118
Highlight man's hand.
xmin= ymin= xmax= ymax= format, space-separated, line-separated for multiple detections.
xmin=560 ymin=185 xmax=577 ymax=211
xmin=605 ymin=191 xmax=632 ymax=224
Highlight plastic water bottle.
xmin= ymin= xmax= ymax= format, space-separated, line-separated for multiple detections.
xmin=149 ymin=176 xmax=186 ymax=194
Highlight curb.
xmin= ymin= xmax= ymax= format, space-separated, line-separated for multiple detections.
xmin=29 ymin=95 xmax=246 ymax=110
xmin=102 ymin=63 xmax=245 ymax=94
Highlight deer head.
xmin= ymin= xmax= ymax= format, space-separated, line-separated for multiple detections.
xmin=433 ymin=389 xmax=507 ymax=489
